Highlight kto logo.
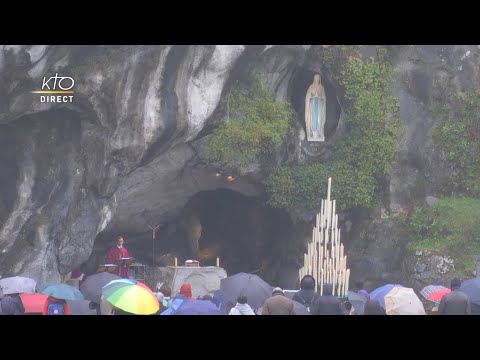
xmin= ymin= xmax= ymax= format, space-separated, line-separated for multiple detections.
xmin=31 ymin=73 xmax=75 ymax=103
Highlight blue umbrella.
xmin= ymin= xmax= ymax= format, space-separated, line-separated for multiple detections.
xmin=39 ymin=283 xmax=85 ymax=301
xmin=369 ymin=284 xmax=404 ymax=309
xmin=460 ymin=277 xmax=480 ymax=306
xmin=174 ymin=299 xmax=224 ymax=315
xmin=212 ymin=290 xmax=229 ymax=314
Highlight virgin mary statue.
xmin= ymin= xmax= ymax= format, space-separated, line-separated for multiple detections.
xmin=305 ymin=74 xmax=326 ymax=142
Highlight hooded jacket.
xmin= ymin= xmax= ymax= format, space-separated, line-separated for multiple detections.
xmin=179 ymin=283 xmax=193 ymax=299
xmin=229 ymin=302 xmax=255 ymax=315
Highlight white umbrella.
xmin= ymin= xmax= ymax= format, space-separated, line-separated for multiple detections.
xmin=0 ymin=276 xmax=36 ymax=295
xmin=385 ymin=287 xmax=426 ymax=315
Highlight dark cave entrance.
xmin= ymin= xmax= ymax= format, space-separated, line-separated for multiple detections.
xmin=289 ymin=67 xmax=342 ymax=140
xmin=109 ymin=189 xmax=297 ymax=286
xmin=85 ymin=185 xmax=300 ymax=287
xmin=167 ymin=189 xmax=295 ymax=280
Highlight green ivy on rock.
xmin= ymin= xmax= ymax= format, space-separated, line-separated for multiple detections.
xmin=406 ymin=197 xmax=480 ymax=276
xmin=265 ymin=47 xmax=403 ymax=211
xmin=435 ymin=89 xmax=480 ymax=195
xmin=207 ymin=72 xmax=293 ymax=173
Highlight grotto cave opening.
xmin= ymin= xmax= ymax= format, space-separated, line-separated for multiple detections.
xmin=87 ymin=189 xmax=298 ymax=287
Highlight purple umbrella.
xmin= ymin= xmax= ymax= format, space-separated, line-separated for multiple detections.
xmin=174 ymin=299 xmax=224 ymax=315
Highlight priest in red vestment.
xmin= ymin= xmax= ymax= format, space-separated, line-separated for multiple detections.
xmin=106 ymin=236 xmax=130 ymax=278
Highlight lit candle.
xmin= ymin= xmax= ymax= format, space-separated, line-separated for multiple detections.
xmin=216 ymin=257 xmax=220 ymax=267
xmin=320 ymin=269 xmax=324 ymax=295
xmin=345 ymin=269 xmax=350 ymax=295
xmin=304 ymin=253 xmax=307 ymax=275
xmin=326 ymin=200 xmax=331 ymax=231
xmin=332 ymin=244 xmax=335 ymax=269
xmin=336 ymin=242 xmax=340 ymax=270
xmin=327 ymin=177 xmax=332 ymax=201
xmin=333 ymin=268 xmax=336 ymax=296
xmin=320 ymin=200 xmax=324 ymax=227
xmin=332 ymin=200 xmax=336 ymax=227
xmin=327 ymin=258 xmax=330 ymax=284
xmin=317 ymin=262 xmax=321 ymax=290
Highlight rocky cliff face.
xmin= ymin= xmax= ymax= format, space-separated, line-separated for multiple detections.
xmin=0 ymin=45 xmax=479 ymax=287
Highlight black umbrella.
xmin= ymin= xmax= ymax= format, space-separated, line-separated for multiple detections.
xmin=220 ymin=272 xmax=273 ymax=310
xmin=80 ymin=272 xmax=121 ymax=304
xmin=67 ymin=300 xmax=97 ymax=315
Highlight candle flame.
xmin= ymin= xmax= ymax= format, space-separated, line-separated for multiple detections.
xmin=215 ymin=172 xmax=221 ymax=177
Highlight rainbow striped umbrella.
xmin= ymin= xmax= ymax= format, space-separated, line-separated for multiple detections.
xmin=102 ymin=279 xmax=159 ymax=315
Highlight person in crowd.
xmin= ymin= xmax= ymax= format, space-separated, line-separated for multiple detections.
xmin=155 ymin=292 xmax=168 ymax=314
xmin=100 ymin=295 xmax=114 ymax=315
xmin=0 ymin=293 xmax=25 ymax=315
xmin=292 ymin=275 xmax=318 ymax=313
xmin=438 ymin=278 xmax=471 ymax=315
xmin=160 ymin=286 xmax=172 ymax=307
xmin=353 ymin=280 xmax=369 ymax=298
xmin=43 ymin=296 xmax=71 ymax=315
xmin=262 ymin=287 xmax=296 ymax=315
xmin=179 ymin=283 xmax=194 ymax=300
xmin=89 ymin=301 xmax=101 ymax=315
xmin=106 ymin=235 xmax=130 ymax=278
xmin=344 ymin=300 xmax=356 ymax=315
xmin=363 ymin=296 xmax=385 ymax=315
xmin=310 ymin=283 xmax=344 ymax=315
xmin=70 ymin=267 xmax=86 ymax=287
xmin=229 ymin=295 xmax=255 ymax=315
xmin=225 ymin=301 xmax=235 ymax=315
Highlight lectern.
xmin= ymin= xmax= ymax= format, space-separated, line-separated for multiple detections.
xmin=96 ymin=264 xmax=119 ymax=273
xmin=114 ymin=258 xmax=134 ymax=267
xmin=114 ymin=257 xmax=134 ymax=278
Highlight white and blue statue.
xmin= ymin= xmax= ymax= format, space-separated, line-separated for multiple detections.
xmin=305 ymin=74 xmax=326 ymax=142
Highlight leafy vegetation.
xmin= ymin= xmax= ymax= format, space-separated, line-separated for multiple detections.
xmin=207 ymin=73 xmax=293 ymax=173
xmin=406 ymin=197 xmax=480 ymax=276
xmin=435 ymin=89 xmax=480 ymax=195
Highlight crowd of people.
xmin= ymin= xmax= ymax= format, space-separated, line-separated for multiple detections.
xmin=0 ymin=271 xmax=474 ymax=315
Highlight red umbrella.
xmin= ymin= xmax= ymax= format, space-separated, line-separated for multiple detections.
xmin=428 ymin=288 xmax=451 ymax=302
xmin=20 ymin=293 xmax=48 ymax=314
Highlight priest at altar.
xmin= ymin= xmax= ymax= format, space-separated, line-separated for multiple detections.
xmin=106 ymin=235 xmax=130 ymax=278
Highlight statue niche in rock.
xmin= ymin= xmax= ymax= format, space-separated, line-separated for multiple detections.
xmin=305 ymin=74 xmax=326 ymax=142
